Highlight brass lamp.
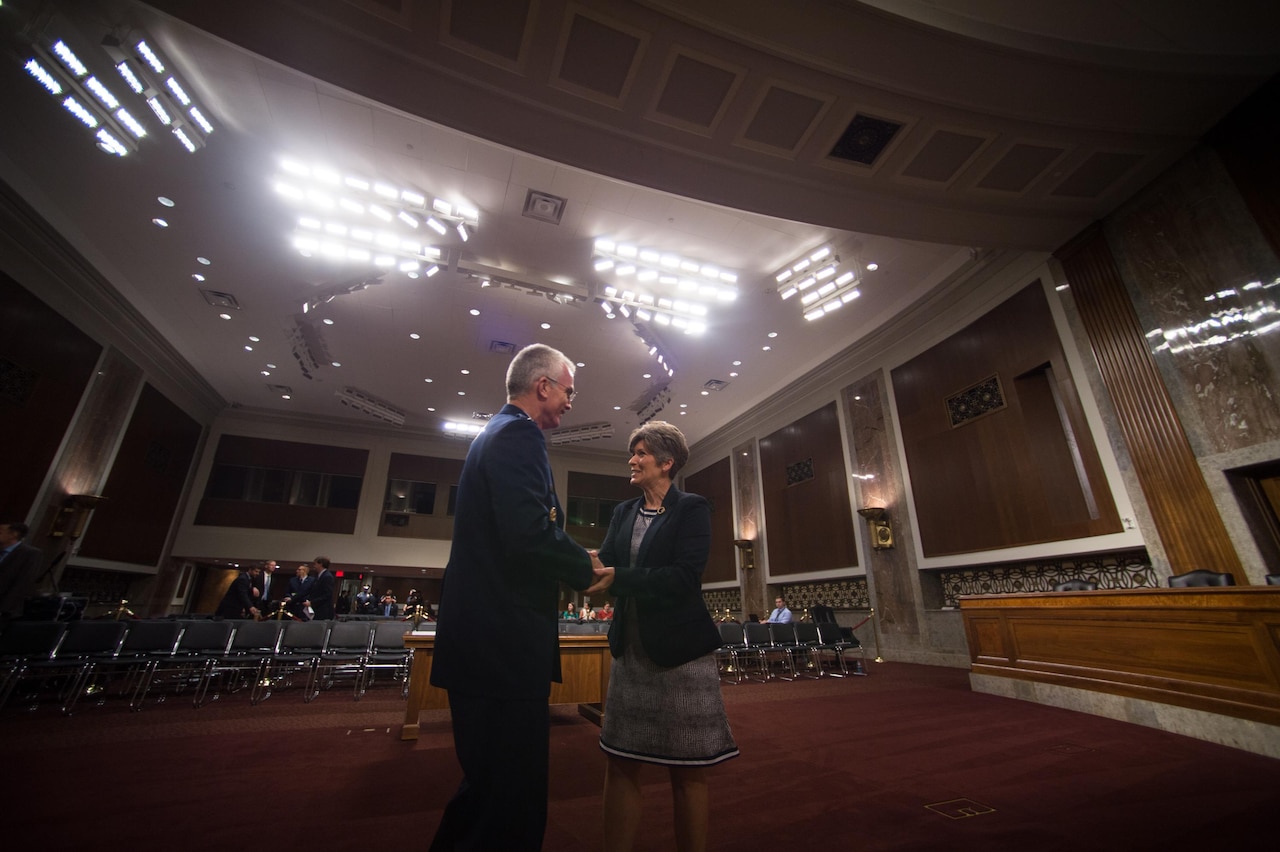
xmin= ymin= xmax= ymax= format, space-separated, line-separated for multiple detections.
xmin=733 ymin=539 xmax=755 ymax=571
xmin=857 ymin=506 xmax=894 ymax=549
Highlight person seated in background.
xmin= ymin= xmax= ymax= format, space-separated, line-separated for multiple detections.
xmin=562 ymin=601 xmax=577 ymax=620
xmin=765 ymin=596 xmax=793 ymax=624
xmin=598 ymin=601 xmax=614 ymax=621
xmin=379 ymin=590 xmax=398 ymax=617
xmin=580 ymin=599 xmax=597 ymax=621
xmin=404 ymin=588 xmax=423 ymax=614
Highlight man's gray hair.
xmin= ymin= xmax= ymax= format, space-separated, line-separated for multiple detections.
xmin=507 ymin=344 xmax=574 ymax=399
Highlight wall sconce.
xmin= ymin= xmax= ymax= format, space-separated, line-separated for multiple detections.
xmin=49 ymin=494 xmax=108 ymax=539
xmin=857 ymin=506 xmax=894 ymax=549
xmin=733 ymin=539 xmax=755 ymax=571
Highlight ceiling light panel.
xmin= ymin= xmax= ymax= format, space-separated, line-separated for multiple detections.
xmin=274 ymin=157 xmax=477 ymax=269
xmin=773 ymin=245 xmax=864 ymax=321
xmin=592 ymin=237 xmax=735 ymax=333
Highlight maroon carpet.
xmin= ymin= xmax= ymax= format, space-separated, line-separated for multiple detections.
xmin=2 ymin=663 xmax=1276 ymax=850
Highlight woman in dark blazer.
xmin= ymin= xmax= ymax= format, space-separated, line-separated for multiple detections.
xmin=595 ymin=422 xmax=738 ymax=852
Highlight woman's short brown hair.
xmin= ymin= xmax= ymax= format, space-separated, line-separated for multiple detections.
xmin=628 ymin=421 xmax=689 ymax=477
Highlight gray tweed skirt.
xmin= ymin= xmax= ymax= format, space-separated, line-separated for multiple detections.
xmin=598 ymin=610 xmax=739 ymax=767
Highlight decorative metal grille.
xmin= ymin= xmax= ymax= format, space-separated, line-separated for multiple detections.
xmin=946 ymin=374 xmax=1005 ymax=427
xmin=779 ymin=577 xmax=871 ymax=613
xmin=786 ymin=458 xmax=814 ymax=486
xmin=937 ymin=551 xmax=1155 ymax=607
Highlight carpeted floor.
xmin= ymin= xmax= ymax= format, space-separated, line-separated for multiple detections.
xmin=2 ymin=662 xmax=1276 ymax=850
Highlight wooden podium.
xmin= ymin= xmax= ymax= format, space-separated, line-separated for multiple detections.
xmin=400 ymin=632 xmax=612 ymax=740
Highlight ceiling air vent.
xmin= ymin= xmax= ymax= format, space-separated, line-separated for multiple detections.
xmin=200 ymin=289 xmax=240 ymax=309
xmin=703 ymin=379 xmax=730 ymax=392
xmin=523 ymin=189 xmax=567 ymax=225
xmin=828 ymin=114 xmax=902 ymax=166
xmin=489 ymin=340 xmax=517 ymax=354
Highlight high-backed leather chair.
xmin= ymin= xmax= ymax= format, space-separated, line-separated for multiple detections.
xmin=1167 ymin=569 xmax=1235 ymax=587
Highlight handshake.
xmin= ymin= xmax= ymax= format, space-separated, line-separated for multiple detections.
xmin=585 ymin=550 xmax=614 ymax=595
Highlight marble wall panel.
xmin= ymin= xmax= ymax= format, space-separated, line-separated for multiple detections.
xmin=1107 ymin=146 xmax=1280 ymax=456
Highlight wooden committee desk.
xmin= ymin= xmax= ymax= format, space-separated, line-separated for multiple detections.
xmin=400 ymin=632 xmax=612 ymax=740
xmin=959 ymin=587 xmax=1280 ymax=726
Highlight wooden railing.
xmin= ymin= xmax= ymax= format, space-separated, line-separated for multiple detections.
xmin=959 ymin=587 xmax=1280 ymax=725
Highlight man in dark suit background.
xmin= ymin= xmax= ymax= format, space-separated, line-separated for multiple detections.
xmin=429 ymin=343 xmax=609 ymax=852
xmin=0 ymin=522 xmax=43 ymax=621
xmin=305 ymin=557 xmax=335 ymax=620
xmin=215 ymin=565 xmax=261 ymax=619
xmin=252 ymin=560 xmax=278 ymax=613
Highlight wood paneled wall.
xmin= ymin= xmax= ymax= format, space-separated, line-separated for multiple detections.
xmin=684 ymin=456 xmax=735 ymax=584
xmin=1055 ymin=228 xmax=1245 ymax=581
xmin=892 ymin=282 xmax=1121 ymax=556
xmin=759 ymin=403 xmax=858 ymax=576
xmin=0 ymin=272 xmax=102 ymax=521
xmin=77 ymin=383 xmax=202 ymax=565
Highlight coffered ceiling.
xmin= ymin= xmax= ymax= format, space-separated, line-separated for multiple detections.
xmin=2 ymin=0 xmax=1276 ymax=456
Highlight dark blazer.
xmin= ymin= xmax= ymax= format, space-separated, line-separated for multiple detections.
xmin=431 ymin=403 xmax=594 ymax=700
xmin=597 ymin=485 xmax=722 ymax=668
xmin=0 ymin=541 xmax=44 ymax=617
xmin=215 ymin=571 xmax=257 ymax=619
xmin=309 ymin=569 xmax=336 ymax=620
xmin=286 ymin=575 xmax=314 ymax=618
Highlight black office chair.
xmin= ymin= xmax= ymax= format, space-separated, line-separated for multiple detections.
xmin=1053 ymin=579 xmax=1098 ymax=591
xmin=1167 ymin=569 xmax=1235 ymax=587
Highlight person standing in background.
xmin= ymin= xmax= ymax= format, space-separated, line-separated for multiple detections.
xmin=305 ymin=557 xmax=335 ymax=620
xmin=0 ymin=522 xmax=43 ymax=622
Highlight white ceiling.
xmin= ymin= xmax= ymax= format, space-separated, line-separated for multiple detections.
xmin=2 ymin=0 xmax=1276 ymax=457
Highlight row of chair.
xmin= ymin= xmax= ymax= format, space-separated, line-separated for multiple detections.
xmin=716 ymin=621 xmax=866 ymax=684
xmin=0 ymin=618 xmax=414 ymax=714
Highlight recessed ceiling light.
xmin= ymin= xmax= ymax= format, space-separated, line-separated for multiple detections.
xmin=762 ymin=346 xmax=771 ymax=351
xmin=642 ymin=373 xmax=652 ymax=379
xmin=613 ymin=406 xmax=621 ymax=411
xmin=248 ymin=336 xmax=260 ymax=342
xmin=323 ymin=318 xmax=334 ymax=325
xmin=192 ymin=274 xmax=204 ymax=281
xmin=331 ymin=361 xmax=341 ymax=367
xmin=282 ymin=394 xmax=291 ymax=400
xmin=732 ymin=360 xmax=741 ymax=366
xmin=158 ymin=197 xmax=175 ymax=207
xmin=244 ymin=345 xmax=253 ymax=351
xmin=460 ymin=369 xmax=470 ymax=375
xmin=701 ymin=391 xmax=709 ymax=396
xmin=767 ymin=331 xmax=778 ymax=338
xmin=219 ymin=313 xmax=231 ymax=320
xmin=540 ymin=322 xmax=550 ymax=330
xmin=469 ymin=309 xmax=480 ymax=316
xmin=267 ymin=363 xmax=277 ymax=369
xmin=729 ymin=372 xmax=739 ymax=378
xmin=261 ymin=370 xmax=270 ymax=376
xmin=197 ymin=256 xmax=211 ymax=265
xmin=457 ymin=391 xmax=465 ymax=396
xmin=152 ymin=218 xmax=168 ymax=228
xmin=409 ymin=333 xmax=420 ymax=340
xmin=424 ymin=378 xmax=433 ymax=383
xmin=427 ymin=407 xmax=436 ymax=412
xmin=866 ymin=262 xmax=878 ymax=271
xmin=576 ymin=361 xmax=585 ymax=367
xmin=680 ymin=403 xmax=688 ymax=408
